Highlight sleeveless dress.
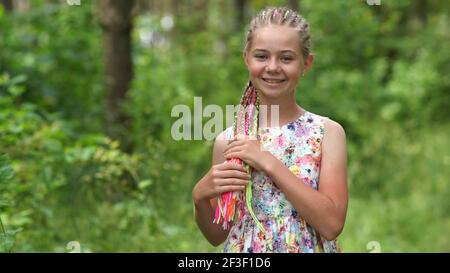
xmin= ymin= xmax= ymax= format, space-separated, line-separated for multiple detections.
xmin=222 ymin=111 xmax=341 ymax=253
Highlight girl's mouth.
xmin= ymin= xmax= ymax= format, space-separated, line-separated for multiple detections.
xmin=262 ymin=78 xmax=286 ymax=85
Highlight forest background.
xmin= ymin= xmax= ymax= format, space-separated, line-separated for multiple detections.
xmin=0 ymin=0 xmax=449 ymax=252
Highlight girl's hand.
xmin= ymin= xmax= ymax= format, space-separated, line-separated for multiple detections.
xmin=192 ymin=162 xmax=251 ymax=202
xmin=223 ymin=135 xmax=274 ymax=172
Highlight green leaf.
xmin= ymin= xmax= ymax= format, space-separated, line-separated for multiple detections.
xmin=0 ymin=228 xmax=22 ymax=253
xmin=0 ymin=154 xmax=13 ymax=183
xmin=138 ymin=179 xmax=153 ymax=189
xmin=9 ymin=75 xmax=27 ymax=86
xmin=0 ymin=200 xmax=14 ymax=208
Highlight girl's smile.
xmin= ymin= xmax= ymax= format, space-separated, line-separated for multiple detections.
xmin=262 ymin=78 xmax=287 ymax=85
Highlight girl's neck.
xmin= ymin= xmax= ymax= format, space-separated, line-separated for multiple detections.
xmin=258 ymin=94 xmax=304 ymax=128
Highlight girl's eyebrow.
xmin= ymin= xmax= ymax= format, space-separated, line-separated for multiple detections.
xmin=280 ymin=50 xmax=297 ymax=54
xmin=252 ymin=49 xmax=268 ymax=53
xmin=252 ymin=49 xmax=297 ymax=55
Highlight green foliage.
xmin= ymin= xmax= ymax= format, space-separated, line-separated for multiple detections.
xmin=0 ymin=154 xmax=19 ymax=253
xmin=0 ymin=71 xmax=206 ymax=252
xmin=0 ymin=2 xmax=103 ymax=132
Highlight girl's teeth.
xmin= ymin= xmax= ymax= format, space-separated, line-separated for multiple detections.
xmin=265 ymin=79 xmax=284 ymax=83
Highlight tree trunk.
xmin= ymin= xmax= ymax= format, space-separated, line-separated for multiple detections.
xmin=234 ymin=0 xmax=247 ymax=31
xmin=193 ymin=0 xmax=208 ymax=30
xmin=1 ymin=0 xmax=13 ymax=12
xmin=96 ymin=0 xmax=134 ymax=147
xmin=414 ymin=0 xmax=427 ymax=24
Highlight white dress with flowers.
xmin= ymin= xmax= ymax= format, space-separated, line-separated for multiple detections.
xmin=223 ymin=111 xmax=341 ymax=253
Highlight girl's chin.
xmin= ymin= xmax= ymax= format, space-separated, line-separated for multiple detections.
xmin=258 ymin=83 xmax=286 ymax=91
xmin=257 ymin=88 xmax=287 ymax=99
xmin=254 ymin=80 xmax=289 ymax=91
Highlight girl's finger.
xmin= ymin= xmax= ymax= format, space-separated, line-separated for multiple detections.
xmin=217 ymin=178 xmax=249 ymax=186
xmin=223 ymin=146 xmax=242 ymax=156
xmin=218 ymin=185 xmax=246 ymax=193
xmin=224 ymin=140 xmax=245 ymax=153
xmin=220 ymin=161 xmax=246 ymax=172
xmin=215 ymin=170 xmax=251 ymax=180
xmin=224 ymin=152 xmax=243 ymax=161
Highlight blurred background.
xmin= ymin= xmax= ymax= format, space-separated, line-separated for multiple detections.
xmin=0 ymin=0 xmax=449 ymax=252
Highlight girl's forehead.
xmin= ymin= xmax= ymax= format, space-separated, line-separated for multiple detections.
xmin=251 ymin=25 xmax=301 ymax=52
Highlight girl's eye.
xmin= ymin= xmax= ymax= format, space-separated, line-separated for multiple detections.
xmin=281 ymin=56 xmax=294 ymax=62
xmin=255 ymin=55 xmax=267 ymax=60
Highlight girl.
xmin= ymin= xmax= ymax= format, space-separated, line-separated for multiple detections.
xmin=192 ymin=6 xmax=348 ymax=253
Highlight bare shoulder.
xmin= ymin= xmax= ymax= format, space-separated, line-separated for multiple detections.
xmin=323 ymin=118 xmax=346 ymax=139
xmin=322 ymin=117 xmax=347 ymax=156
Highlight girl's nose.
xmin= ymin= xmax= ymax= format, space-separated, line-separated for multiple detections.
xmin=266 ymin=58 xmax=281 ymax=73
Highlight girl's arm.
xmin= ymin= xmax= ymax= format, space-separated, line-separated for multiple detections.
xmin=192 ymin=193 xmax=229 ymax=246
xmin=193 ymin=131 xmax=249 ymax=246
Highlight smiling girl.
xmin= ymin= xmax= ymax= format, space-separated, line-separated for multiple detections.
xmin=192 ymin=6 xmax=348 ymax=253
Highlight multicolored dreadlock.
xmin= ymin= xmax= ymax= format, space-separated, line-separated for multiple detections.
xmin=213 ymin=81 xmax=268 ymax=239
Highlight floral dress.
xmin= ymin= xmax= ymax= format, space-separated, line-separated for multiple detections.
xmin=223 ymin=111 xmax=341 ymax=253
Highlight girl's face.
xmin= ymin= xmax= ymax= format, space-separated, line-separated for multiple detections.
xmin=244 ymin=25 xmax=311 ymax=101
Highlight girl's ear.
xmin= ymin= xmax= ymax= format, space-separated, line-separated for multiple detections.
xmin=303 ymin=53 xmax=315 ymax=74
xmin=243 ymin=51 xmax=250 ymax=67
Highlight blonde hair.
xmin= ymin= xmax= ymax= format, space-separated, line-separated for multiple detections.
xmin=244 ymin=6 xmax=312 ymax=61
